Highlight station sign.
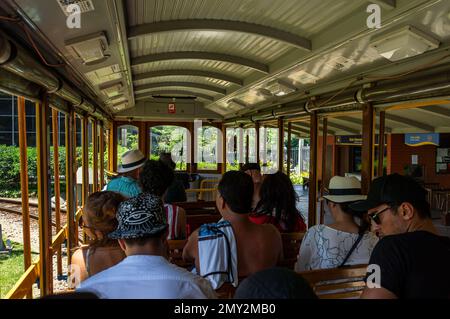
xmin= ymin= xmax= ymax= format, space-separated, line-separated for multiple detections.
xmin=405 ymin=133 xmax=439 ymax=147
xmin=336 ymin=135 xmax=386 ymax=146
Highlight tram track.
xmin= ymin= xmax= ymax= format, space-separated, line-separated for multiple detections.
xmin=0 ymin=198 xmax=67 ymax=228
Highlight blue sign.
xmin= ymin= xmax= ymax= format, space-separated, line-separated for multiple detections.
xmin=405 ymin=133 xmax=439 ymax=147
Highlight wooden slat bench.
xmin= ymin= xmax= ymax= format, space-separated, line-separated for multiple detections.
xmin=298 ymin=264 xmax=368 ymax=299
xmin=278 ymin=232 xmax=305 ymax=269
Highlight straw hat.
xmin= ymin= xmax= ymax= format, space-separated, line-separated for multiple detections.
xmin=322 ymin=176 xmax=367 ymax=203
xmin=117 ymin=149 xmax=146 ymax=173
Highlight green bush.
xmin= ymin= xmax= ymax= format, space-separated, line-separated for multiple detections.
xmin=290 ymin=173 xmax=304 ymax=185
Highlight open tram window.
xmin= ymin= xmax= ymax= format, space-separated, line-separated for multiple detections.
xmin=149 ymin=125 xmax=188 ymax=171
xmin=197 ymin=125 xmax=219 ymax=171
xmin=117 ymin=124 xmax=138 ymax=166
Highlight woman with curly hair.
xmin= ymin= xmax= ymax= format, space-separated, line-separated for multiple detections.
xmin=250 ymin=171 xmax=306 ymax=233
xmin=71 ymin=191 xmax=126 ymax=282
xmin=140 ymin=159 xmax=187 ymax=239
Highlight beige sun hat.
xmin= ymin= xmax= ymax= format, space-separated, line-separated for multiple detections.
xmin=117 ymin=149 xmax=146 ymax=173
xmin=322 ymin=176 xmax=367 ymax=203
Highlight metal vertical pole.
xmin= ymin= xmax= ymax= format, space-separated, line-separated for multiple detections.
xmin=308 ymin=111 xmax=319 ymax=228
xmin=17 ymin=96 xmax=32 ymax=298
xmin=65 ymin=109 xmax=76 ymax=264
xmin=51 ymin=108 xmax=62 ymax=277
xmin=92 ymin=120 xmax=99 ymax=192
xmin=377 ymin=111 xmax=386 ymax=177
xmin=36 ymin=96 xmax=53 ymax=296
xmin=255 ymin=121 xmax=260 ymax=165
xmin=287 ymin=122 xmax=292 ymax=178
xmin=278 ymin=117 xmax=284 ymax=172
xmin=362 ymin=104 xmax=375 ymax=194
xmin=320 ymin=117 xmax=328 ymax=224
xmin=99 ymin=123 xmax=105 ymax=189
xmin=220 ymin=123 xmax=226 ymax=174
xmin=245 ymin=130 xmax=249 ymax=164
xmin=81 ymin=117 xmax=89 ymax=206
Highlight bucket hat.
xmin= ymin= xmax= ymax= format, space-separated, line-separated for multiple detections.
xmin=108 ymin=193 xmax=168 ymax=239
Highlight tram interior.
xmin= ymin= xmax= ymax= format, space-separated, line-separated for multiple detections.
xmin=0 ymin=0 xmax=449 ymax=299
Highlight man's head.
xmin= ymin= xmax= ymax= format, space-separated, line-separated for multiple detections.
xmin=117 ymin=149 xmax=146 ymax=179
xmin=350 ymin=173 xmax=430 ymax=237
xmin=216 ymin=171 xmax=253 ymax=215
xmin=139 ymin=159 xmax=174 ymax=196
xmin=241 ymin=163 xmax=262 ymax=184
xmin=108 ymin=193 xmax=169 ymax=256
xmin=159 ymin=152 xmax=176 ymax=170
xmin=234 ymin=267 xmax=317 ymax=299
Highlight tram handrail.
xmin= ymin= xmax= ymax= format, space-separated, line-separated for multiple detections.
xmin=5 ymin=208 xmax=83 ymax=299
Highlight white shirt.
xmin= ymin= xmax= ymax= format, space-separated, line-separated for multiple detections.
xmin=77 ymin=255 xmax=217 ymax=299
xmin=295 ymin=225 xmax=378 ymax=271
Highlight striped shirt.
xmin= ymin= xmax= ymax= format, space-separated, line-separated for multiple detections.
xmin=164 ymin=204 xmax=181 ymax=240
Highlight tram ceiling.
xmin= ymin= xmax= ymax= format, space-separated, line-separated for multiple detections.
xmin=1 ymin=0 xmax=450 ymax=122
xmin=131 ymin=52 xmax=269 ymax=74
xmin=128 ymin=19 xmax=312 ymax=51
xmin=133 ymin=70 xmax=244 ymax=87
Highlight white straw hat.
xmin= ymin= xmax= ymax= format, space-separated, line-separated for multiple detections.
xmin=117 ymin=149 xmax=146 ymax=173
xmin=322 ymin=176 xmax=367 ymax=203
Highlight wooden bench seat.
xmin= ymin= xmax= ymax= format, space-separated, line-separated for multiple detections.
xmin=297 ymin=264 xmax=368 ymax=299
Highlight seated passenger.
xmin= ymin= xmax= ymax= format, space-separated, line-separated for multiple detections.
xmin=182 ymin=171 xmax=283 ymax=289
xmin=234 ymin=267 xmax=317 ymax=299
xmin=140 ymin=159 xmax=187 ymax=240
xmin=250 ymin=171 xmax=306 ymax=233
xmin=77 ymin=193 xmax=216 ymax=299
xmin=295 ymin=176 xmax=378 ymax=271
xmin=159 ymin=152 xmax=187 ymax=203
xmin=106 ymin=149 xmax=146 ymax=198
xmin=71 ymin=191 xmax=126 ymax=283
xmin=241 ymin=163 xmax=263 ymax=210
xmin=350 ymin=174 xmax=450 ymax=299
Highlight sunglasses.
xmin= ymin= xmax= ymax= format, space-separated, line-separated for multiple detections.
xmin=368 ymin=206 xmax=391 ymax=225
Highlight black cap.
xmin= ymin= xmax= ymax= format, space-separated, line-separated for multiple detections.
xmin=349 ymin=173 xmax=428 ymax=212
xmin=240 ymin=163 xmax=261 ymax=172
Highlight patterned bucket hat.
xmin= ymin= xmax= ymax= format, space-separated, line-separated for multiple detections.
xmin=108 ymin=193 xmax=168 ymax=239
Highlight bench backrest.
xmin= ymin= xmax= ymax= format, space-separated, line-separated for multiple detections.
xmin=297 ymin=264 xmax=368 ymax=299
xmin=278 ymin=232 xmax=305 ymax=269
xmin=167 ymin=239 xmax=192 ymax=268
xmin=186 ymin=214 xmax=222 ymax=235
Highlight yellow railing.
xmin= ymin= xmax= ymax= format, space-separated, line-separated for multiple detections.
xmin=5 ymin=208 xmax=83 ymax=299
xmin=185 ymin=187 xmax=217 ymax=201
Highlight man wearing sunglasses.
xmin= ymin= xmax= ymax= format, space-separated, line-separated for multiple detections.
xmin=350 ymin=173 xmax=450 ymax=299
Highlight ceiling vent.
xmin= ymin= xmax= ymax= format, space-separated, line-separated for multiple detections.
xmin=370 ymin=25 xmax=439 ymax=62
xmin=325 ymin=56 xmax=355 ymax=71
xmin=57 ymin=0 xmax=95 ymax=16
xmin=100 ymin=81 xmax=123 ymax=98
xmin=227 ymin=99 xmax=247 ymax=110
xmin=65 ymin=32 xmax=109 ymax=65
xmin=288 ymin=69 xmax=320 ymax=84
xmin=85 ymin=64 xmax=121 ymax=85
xmin=266 ymin=80 xmax=297 ymax=97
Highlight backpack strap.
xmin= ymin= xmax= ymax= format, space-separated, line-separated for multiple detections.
xmin=339 ymin=233 xmax=364 ymax=268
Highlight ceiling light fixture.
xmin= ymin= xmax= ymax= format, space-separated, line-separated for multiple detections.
xmin=65 ymin=31 xmax=109 ymax=65
xmin=370 ymin=25 xmax=439 ymax=62
xmin=266 ymin=80 xmax=297 ymax=97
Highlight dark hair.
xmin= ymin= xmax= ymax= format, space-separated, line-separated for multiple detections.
xmin=241 ymin=163 xmax=261 ymax=172
xmin=325 ymin=199 xmax=370 ymax=234
xmin=234 ymin=267 xmax=317 ymax=299
xmin=123 ymin=230 xmax=166 ymax=247
xmin=255 ymin=171 xmax=304 ymax=232
xmin=159 ymin=152 xmax=176 ymax=170
xmin=83 ymin=191 xmax=125 ymax=249
xmin=218 ymin=171 xmax=253 ymax=214
xmin=139 ymin=160 xmax=174 ymax=196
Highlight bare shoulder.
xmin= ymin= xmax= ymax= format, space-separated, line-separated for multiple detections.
xmin=260 ymin=223 xmax=282 ymax=240
xmin=71 ymin=245 xmax=88 ymax=265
